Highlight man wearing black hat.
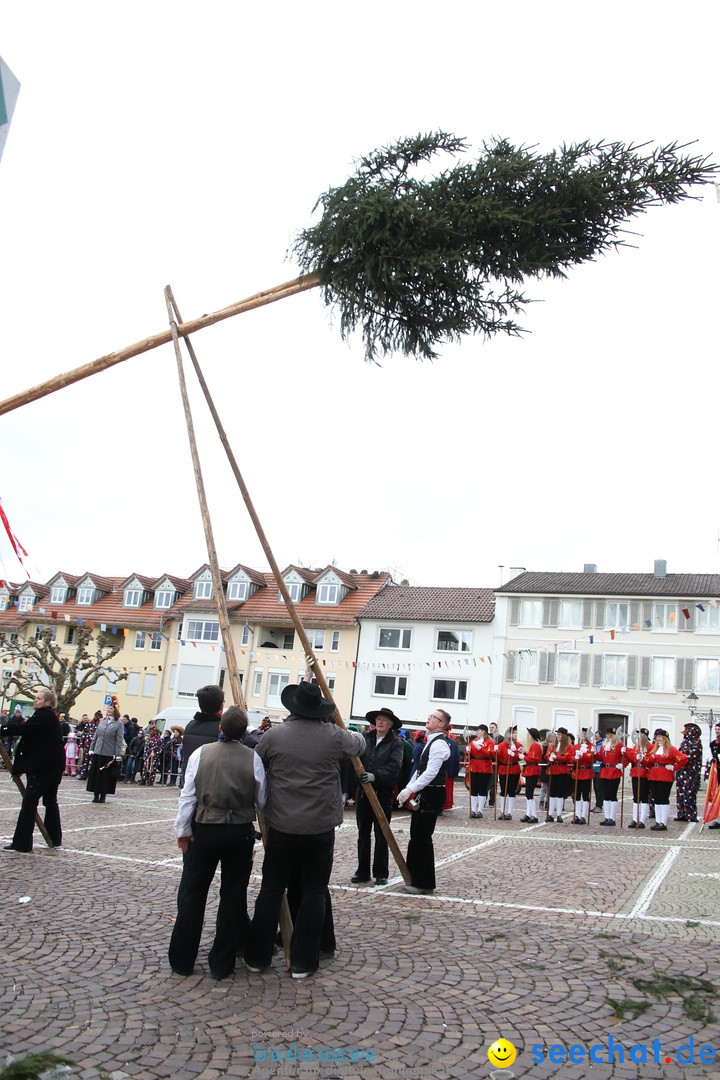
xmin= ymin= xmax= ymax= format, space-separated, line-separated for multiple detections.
xmin=244 ymin=681 xmax=364 ymax=979
xmin=351 ymin=707 xmax=403 ymax=886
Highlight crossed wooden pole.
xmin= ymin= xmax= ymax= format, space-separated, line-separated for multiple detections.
xmin=0 ymin=279 xmax=412 ymax=913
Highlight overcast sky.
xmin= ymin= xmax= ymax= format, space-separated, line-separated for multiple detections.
xmin=0 ymin=1 xmax=718 ymax=592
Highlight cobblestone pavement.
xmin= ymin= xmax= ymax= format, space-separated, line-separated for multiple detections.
xmin=1 ymin=773 xmax=720 ymax=1080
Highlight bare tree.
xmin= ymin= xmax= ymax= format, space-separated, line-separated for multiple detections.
xmin=0 ymin=625 xmax=128 ymax=714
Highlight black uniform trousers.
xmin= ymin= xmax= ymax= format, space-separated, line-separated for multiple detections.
xmin=356 ymin=788 xmax=393 ymax=880
xmin=168 ymin=821 xmax=255 ymax=978
xmin=12 ymin=771 xmax=62 ymax=851
xmin=406 ymin=786 xmax=445 ymax=891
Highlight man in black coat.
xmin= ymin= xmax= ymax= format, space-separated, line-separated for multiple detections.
xmin=1 ymin=688 xmax=65 ymax=852
xmin=351 ymin=707 xmax=404 ymax=886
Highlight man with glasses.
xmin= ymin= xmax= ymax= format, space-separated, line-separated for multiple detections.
xmin=397 ymin=709 xmax=451 ymax=893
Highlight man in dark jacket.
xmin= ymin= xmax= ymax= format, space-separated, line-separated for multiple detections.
xmin=351 ymin=707 xmax=403 ymax=886
xmin=180 ymin=684 xmax=224 ymax=778
xmin=1 ymin=688 xmax=65 ymax=852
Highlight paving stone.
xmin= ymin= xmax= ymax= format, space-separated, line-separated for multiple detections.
xmin=2 ymin=776 xmax=720 ymax=1078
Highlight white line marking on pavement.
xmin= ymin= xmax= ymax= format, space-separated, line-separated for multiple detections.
xmin=57 ymin=847 xmax=178 ymax=867
xmin=627 ymin=846 xmax=682 ymax=919
xmin=377 ymin=889 xmax=720 ymax=927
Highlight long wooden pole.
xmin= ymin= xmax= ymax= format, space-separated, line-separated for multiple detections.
xmin=0 ymin=274 xmax=320 ymax=417
xmin=164 ymin=292 xmax=245 ymax=710
xmin=165 ymin=291 xmax=294 ymax=962
xmin=167 ymin=287 xmax=411 ymax=886
xmin=0 ymin=741 xmax=56 ymax=849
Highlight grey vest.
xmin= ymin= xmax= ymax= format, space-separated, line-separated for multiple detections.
xmin=194 ymin=741 xmax=256 ymax=825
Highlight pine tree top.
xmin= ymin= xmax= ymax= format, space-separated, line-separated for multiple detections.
xmin=292 ymin=132 xmax=718 ymax=360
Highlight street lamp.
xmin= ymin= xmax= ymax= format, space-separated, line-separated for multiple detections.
xmin=684 ymin=691 xmax=716 ymax=741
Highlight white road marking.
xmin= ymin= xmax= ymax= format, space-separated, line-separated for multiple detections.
xmin=627 ymin=846 xmax=682 ymax=919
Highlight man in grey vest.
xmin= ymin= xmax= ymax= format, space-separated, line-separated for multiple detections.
xmin=168 ymin=707 xmax=266 ymax=979
xmin=397 ymin=709 xmax=451 ymax=894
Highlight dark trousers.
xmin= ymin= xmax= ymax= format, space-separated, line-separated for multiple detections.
xmin=13 ymin=772 xmax=62 ymax=851
xmin=648 ymin=779 xmax=672 ymax=806
xmin=406 ymin=787 xmax=445 ymax=890
xmin=168 ymin=822 xmax=255 ymax=978
xmin=631 ymin=776 xmax=649 ymax=803
xmin=245 ymin=828 xmax=335 ymax=974
xmin=601 ymin=777 xmax=621 ymax=802
xmin=356 ymin=789 xmax=393 ymax=880
xmin=470 ymin=773 xmax=492 ymax=796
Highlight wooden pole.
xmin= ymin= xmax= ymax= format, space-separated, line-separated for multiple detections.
xmin=165 ymin=290 xmax=294 ymax=962
xmin=164 ymin=291 xmax=245 ymax=710
xmin=0 ymin=741 xmax=56 ymax=849
xmin=166 ymin=287 xmax=411 ymax=886
xmin=0 ymin=274 xmax=320 ymax=418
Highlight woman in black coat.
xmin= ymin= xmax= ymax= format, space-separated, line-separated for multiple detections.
xmin=1 ymin=688 xmax=65 ymax=851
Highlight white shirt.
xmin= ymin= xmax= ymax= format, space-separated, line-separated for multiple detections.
xmin=408 ymin=731 xmax=451 ymax=794
xmin=174 ymin=743 xmax=267 ymax=838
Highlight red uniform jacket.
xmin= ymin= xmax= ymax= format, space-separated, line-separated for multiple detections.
xmin=644 ymin=745 xmax=689 ymax=783
xmin=545 ymin=744 xmax=573 ymax=775
xmin=496 ymin=739 xmax=522 ymax=776
xmin=571 ymin=741 xmax=595 ymax=781
xmin=597 ymin=741 xmax=625 ymax=780
xmin=522 ymin=742 xmax=543 ymax=777
xmin=624 ymin=744 xmax=649 ymax=779
xmin=467 ymin=737 xmax=496 ymax=774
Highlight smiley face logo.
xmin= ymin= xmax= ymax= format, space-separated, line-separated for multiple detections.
xmin=487 ymin=1038 xmax=517 ymax=1068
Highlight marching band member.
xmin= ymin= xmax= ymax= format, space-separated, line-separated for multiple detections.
xmin=597 ymin=728 xmax=625 ymax=826
xmin=571 ymin=733 xmax=594 ymax=824
xmin=520 ymin=728 xmax=542 ymax=823
xmin=466 ymin=725 xmax=496 ymax=819
xmin=623 ymin=728 xmax=650 ymax=829
xmin=643 ymin=729 xmax=688 ymax=831
xmin=496 ymin=728 xmax=523 ymax=820
xmin=545 ymin=727 xmax=573 ymax=822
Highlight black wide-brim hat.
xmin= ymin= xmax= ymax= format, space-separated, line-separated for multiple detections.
xmin=365 ymin=707 xmax=402 ymax=731
xmin=281 ymin=682 xmax=336 ymax=720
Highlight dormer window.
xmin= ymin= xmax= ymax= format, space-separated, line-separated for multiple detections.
xmin=195 ymin=579 xmax=213 ymax=600
xmin=18 ymin=594 xmax=34 ymax=612
xmin=0 ymin=597 xmax=8 ymax=612
xmin=317 ymin=582 xmax=339 ymax=605
xmin=279 ymin=581 xmax=303 ymax=604
xmin=228 ymin=580 xmax=249 ymax=602
xmin=50 ymin=586 xmax=67 ymax=604
xmin=77 ymin=587 xmax=94 ymax=605
xmin=124 ymin=588 xmax=142 ymax=607
xmin=155 ymin=590 xmax=174 ymax=609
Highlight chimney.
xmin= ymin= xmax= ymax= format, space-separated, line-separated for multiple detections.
xmin=583 ymin=564 xmax=597 ymax=573
xmin=654 ymin=559 xmax=667 ymax=578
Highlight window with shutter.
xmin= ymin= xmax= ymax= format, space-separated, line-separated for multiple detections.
xmin=506 ymin=654 xmax=516 ymax=682
xmin=582 ymin=600 xmax=593 ymax=629
xmin=509 ymin=598 xmax=520 ymax=626
xmin=626 ymin=655 xmax=637 ymax=689
xmin=595 ymin=601 xmax=605 ymax=629
xmin=579 ymin=654 xmax=590 ymax=685
xmin=592 ymin=654 xmax=603 ymax=686
xmin=642 ymin=656 xmax=651 ymax=689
